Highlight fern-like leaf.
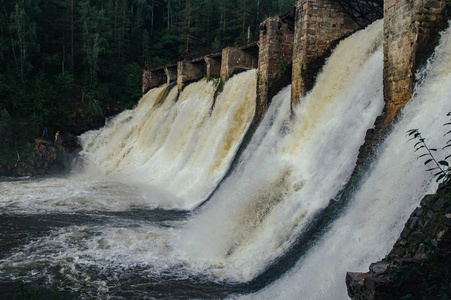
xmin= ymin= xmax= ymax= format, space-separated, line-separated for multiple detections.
xmin=436 ymin=174 xmax=446 ymax=182
xmin=438 ymin=160 xmax=449 ymax=166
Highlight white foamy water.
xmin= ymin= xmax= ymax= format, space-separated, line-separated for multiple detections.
xmin=248 ymin=22 xmax=451 ymax=300
xmin=177 ymin=20 xmax=385 ymax=281
xmin=79 ymin=70 xmax=256 ymax=210
xmin=0 ymin=19 xmax=449 ymax=300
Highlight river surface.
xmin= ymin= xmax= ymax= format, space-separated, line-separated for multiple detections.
xmin=1 ymin=20 xmax=450 ymax=299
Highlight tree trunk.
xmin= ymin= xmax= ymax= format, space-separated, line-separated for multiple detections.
xmin=151 ymin=0 xmax=154 ymax=35
xmin=242 ymin=0 xmax=246 ymax=41
xmin=71 ymin=0 xmax=74 ymax=73
xmin=185 ymin=0 xmax=191 ymax=55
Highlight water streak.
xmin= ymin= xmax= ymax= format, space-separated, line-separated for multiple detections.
xmin=1 ymin=19 xmax=449 ymax=300
xmin=178 ymin=20 xmax=385 ymax=281
xmin=79 ymin=71 xmax=256 ymax=210
xmin=248 ymin=21 xmax=451 ymax=300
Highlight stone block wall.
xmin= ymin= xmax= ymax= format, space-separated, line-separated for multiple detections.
xmin=177 ymin=61 xmax=204 ymax=92
xmin=382 ymin=0 xmax=450 ymax=128
xmin=256 ymin=17 xmax=294 ymax=121
xmin=142 ymin=69 xmax=166 ymax=94
xmin=291 ymin=0 xmax=360 ymax=107
xmin=220 ymin=47 xmax=256 ymax=82
xmin=142 ymin=70 xmax=152 ymax=94
xmin=353 ymin=0 xmax=450 ymax=177
xmin=164 ymin=66 xmax=177 ymax=84
xmin=205 ymin=56 xmax=221 ymax=78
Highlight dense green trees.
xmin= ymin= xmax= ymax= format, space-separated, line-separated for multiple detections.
xmin=0 ymin=0 xmax=292 ymax=162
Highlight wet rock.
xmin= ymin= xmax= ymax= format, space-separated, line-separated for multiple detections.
xmin=413 ymin=207 xmax=423 ymax=216
xmin=369 ymin=261 xmax=390 ymax=275
xmin=422 ymin=220 xmax=439 ymax=236
xmin=346 ymin=182 xmax=451 ymax=299
xmin=420 ymin=194 xmax=433 ymax=207
xmin=413 ymin=243 xmax=427 ymax=260
xmin=433 ymin=199 xmax=443 ymax=211
xmin=0 ymin=138 xmax=79 ymax=177
xmin=346 ymin=272 xmax=373 ymax=300
xmin=406 ymin=217 xmax=419 ymax=230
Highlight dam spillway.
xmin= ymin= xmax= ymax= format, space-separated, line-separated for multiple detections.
xmin=0 ymin=0 xmax=450 ymax=298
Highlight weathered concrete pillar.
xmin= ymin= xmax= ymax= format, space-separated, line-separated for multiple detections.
xmin=142 ymin=69 xmax=166 ymax=94
xmin=291 ymin=0 xmax=360 ymax=107
xmin=142 ymin=70 xmax=151 ymax=94
xmin=177 ymin=61 xmax=204 ymax=92
xmin=164 ymin=66 xmax=177 ymax=84
xmin=205 ymin=56 xmax=221 ymax=78
xmin=256 ymin=17 xmax=294 ymax=121
xmin=220 ymin=47 xmax=257 ymax=82
xmin=382 ymin=0 xmax=450 ymax=128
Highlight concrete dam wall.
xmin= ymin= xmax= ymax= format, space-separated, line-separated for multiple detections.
xmin=143 ymin=0 xmax=450 ymax=130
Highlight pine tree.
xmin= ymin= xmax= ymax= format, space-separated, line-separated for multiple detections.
xmin=79 ymin=1 xmax=109 ymax=83
xmin=9 ymin=0 xmax=39 ymax=79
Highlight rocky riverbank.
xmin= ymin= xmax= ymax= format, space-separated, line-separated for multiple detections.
xmin=0 ymin=135 xmax=80 ymax=177
xmin=346 ymin=182 xmax=451 ymax=299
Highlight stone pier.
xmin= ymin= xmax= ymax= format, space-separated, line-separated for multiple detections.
xmin=382 ymin=0 xmax=450 ymax=128
xmin=220 ymin=46 xmax=258 ymax=82
xmin=177 ymin=61 xmax=205 ymax=92
xmin=164 ymin=66 xmax=177 ymax=85
xmin=205 ymin=55 xmax=221 ymax=78
xmin=143 ymin=0 xmax=449 ymax=123
xmin=142 ymin=68 xmax=166 ymax=94
xmin=291 ymin=0 xmax=360 ymax=107
xmin=256 ymin=17 xmax=294 ymax=121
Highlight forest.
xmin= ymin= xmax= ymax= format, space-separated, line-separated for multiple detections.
xmin=0 ymin=0 xmax=293 ymax=165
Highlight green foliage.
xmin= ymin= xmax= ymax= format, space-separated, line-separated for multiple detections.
xmin=388 ymin=237 xmax=451 ymax=298
xmin=80 ymin=1 xmax=109 ymax=84
xmin=0 ymin=108 xmax=11 ymax=130
xmin=54 ymin=72 xmax=74 ymax=94
xmin=153 ymin=25 xmax=181 ymax=63
xmin=82 ymin=83 xmax=104 ymax=118
xmin=419 ymin=6 xmax=431 ymax=22
xmin=278 ymin=58 xmax=289 ymax=75
xmin=420 ymin=11 xmax=431 ymax=22
xmin=300 ymin=64 xmax=306 ymax=79
xmin=407 ymin=112 xmax=451 ymax=183
xmin=390 ymin=263 xmax=420 ymax=286
xmin=256 ymin=71 xmax=264 ymax=86
xmin=208 ymin=76 xmax=223 ymax=90
xmin=123 ymin=62 xmax=144 ymax=108
xmin=0 ymin=0 xmax=294 ymax=160
xmin=9 ymin=0 xmax=40 ymax=80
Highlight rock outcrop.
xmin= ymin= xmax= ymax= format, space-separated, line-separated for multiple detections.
xmin=346 ymin=182 xmax=451 ymax=299
xmin=0 ymin=138 xmax=79 ymax=177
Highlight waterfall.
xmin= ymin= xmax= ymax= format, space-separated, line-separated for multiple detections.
xmin=79 ymin=70 xmax=256 ymax=210
xmin=0 ymin=18 xmax=449 ymax=300
xmin=246 ymin=21 xmax=451 ymax=300
xmin=177 ymin=20 xmax=385 ymax=282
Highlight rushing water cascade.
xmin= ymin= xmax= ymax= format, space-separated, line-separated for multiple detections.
xmin=79 ymin=70 xmax=256 ymax=210
xmin=248 ymin=21 xmax=451 ymax=300
xmin=0 ymin=20 xmax=449 ymax=299
xmin=178 ymin=20 xmax=385 ymax=282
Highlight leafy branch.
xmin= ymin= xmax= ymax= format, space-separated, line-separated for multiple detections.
xmin=407 ymin=112 xmax=451 ymax=184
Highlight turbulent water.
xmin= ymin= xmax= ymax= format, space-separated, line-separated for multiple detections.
xmin=80 ymin=70 xmax=257 ymax=210
xmin=0 ymin=20 xmax=450 ymax=299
